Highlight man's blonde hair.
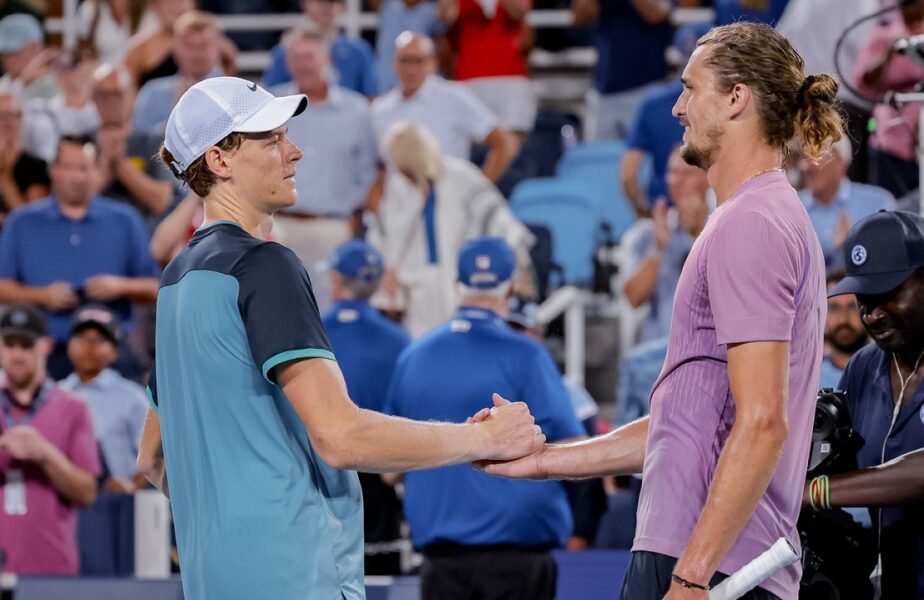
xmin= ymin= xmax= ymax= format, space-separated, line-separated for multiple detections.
xmin=383 ymin=122 xmax=442 ymax=183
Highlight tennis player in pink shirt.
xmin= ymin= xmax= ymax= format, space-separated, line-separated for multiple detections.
xmin=477 ymin=22 xmax=844 ymax=600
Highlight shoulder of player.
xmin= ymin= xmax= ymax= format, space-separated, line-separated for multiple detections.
xmin=232 ymin=239 xmax=303 ymax=275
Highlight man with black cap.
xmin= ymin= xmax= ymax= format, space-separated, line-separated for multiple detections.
xmin=817 ymin=210 xmax=924 ymax=598
xmin=384 ymin=237 xmax=584 ymax=600
xmin=321 ymin=239 xmax=411 ymax=575
xmin=60 ymin=305 xmax=147 ymax=494
xmin=0 ymin=304 xmax=99 ymax=575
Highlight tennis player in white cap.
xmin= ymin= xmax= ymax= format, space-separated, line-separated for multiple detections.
xmin=136 ymin=77 xmax=545 ymax=600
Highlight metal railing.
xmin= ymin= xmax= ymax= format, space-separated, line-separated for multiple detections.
xmin=537 ymin=286 xmax=586 ymax=387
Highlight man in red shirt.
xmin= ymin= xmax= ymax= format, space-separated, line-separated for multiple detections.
xmin=0 ymin=304 xmax=99 ymax=575
xmin=440 ymin=0 xmax=535 ymax=136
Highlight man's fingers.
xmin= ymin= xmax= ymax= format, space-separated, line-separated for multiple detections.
xmin=492 ymin=393 xmax=512 ymax=407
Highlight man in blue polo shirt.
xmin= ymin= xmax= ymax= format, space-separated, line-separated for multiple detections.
xmin=0 ymin=135 xmax=159 ymax=380
xmin=137 ymin=77 xmax=546 ymax=600
xmin=322 ymin=239 xmax=411 ymax=575
xmin=263 ymin=0 xmax=378 ymax=96
xmin=384 ymin=237 xmax=583 ymax=600
xmin=826 ymin=211 xmax=924 ymax=598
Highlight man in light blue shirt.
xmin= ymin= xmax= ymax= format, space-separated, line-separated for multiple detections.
xmin=60 ymin=304 xmax=147 ymax=491
xmin=262 ymin=0 xmax=378 ymax=96
xmin=270 ymin=27 xmax=379 ymax=311
xmin=799 ymin=136 xmax=894 ymax=270
xmin=131 ymin=13 xmax=222 ymax=134
xmin=819 ymin=271 xmax=868 ymax=390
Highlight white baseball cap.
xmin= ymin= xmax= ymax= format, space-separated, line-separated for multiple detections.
xmin=164 ymin=77 xmax=308 ymax=175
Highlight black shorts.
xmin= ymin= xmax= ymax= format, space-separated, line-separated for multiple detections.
xmin=620 ymin=550 xmax=781 ymax=600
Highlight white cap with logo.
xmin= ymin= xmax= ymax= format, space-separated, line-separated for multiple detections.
xmin=164 ymin=76 xmax=308 ymax=175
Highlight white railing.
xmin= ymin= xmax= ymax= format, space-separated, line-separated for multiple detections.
xmin=537 ymin=285 xmax=586 ymax=387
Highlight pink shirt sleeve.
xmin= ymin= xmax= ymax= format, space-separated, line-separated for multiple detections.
xmin=67 ymin=399 xmax=102 ymax=477
xmin=706 ymin=211 xmax=799 ymax=346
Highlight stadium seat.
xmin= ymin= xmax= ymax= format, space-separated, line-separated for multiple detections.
xmin=556 ymin=140 xmax=627 ymax=177
xmin=510 ymin=177 xmax=606 ymax=286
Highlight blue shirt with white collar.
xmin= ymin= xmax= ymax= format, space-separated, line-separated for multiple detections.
xmin=59 ymin=368 xmax=147 ymax=479
xmin=839 ymin=343 xmax=924 ymax=597
xmin=321 ymin=299 xmax=411 ymax=412
xmin=0 ymin=196 xmax=159 ymax=341
xmin=263 ymin=33 xmax=378 ymax=96
xmin=384 ymin=306 xmax=583 ymax=548
xmin=799 ymin=179 xmax=894 ymax=269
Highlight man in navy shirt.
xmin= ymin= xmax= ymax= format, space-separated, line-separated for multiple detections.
xmin=137 ymin=77 xmax=545 ymax=600
xmin=0 ymin=135 xmax=159 ymax=380
xmin=322 ymin=239 xmax=411 ymax=575
xmin=385 ymin=237 xmax=584 ymax=600
xmin=826 ymin=210 xmax=924 ymax=599
xmin=572 ymin=0 xmax=674 ymax=141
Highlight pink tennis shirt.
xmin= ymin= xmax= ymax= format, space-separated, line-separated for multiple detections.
xmin=633 ymin=171 xmax=825 ymax=600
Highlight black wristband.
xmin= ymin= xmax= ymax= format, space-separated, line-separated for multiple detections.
xmin=671 ymin=573 xmax=711 ymax=591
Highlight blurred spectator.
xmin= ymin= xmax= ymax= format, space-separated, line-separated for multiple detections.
xmin=572 ymin=0 xmax=673 ymax=141
xmin=262 ymin=0 xmax=378 ymax=97
xmin=623 ymin=147 xmax=709 ymax=342
xmin=614 ymin=337 xmax=667 ymax=426
xmin=798 ymin=137 xmax=894 ymax=270
xmin=132 ymin=11 xmax=223 ymax=134
xmin=59 ymin=305 xmax=147 ymax=494
xmin=776 ymin=0 xmax=880 ymax=184
xmin=321 ymin=240 xmax=411 ymax=575
xmin=26 ymin=47 xmax=101 ymax=152
xmin=198 ymin=0 xmax=299 ymax=51
xmin=853 ymin=0 xmax=924 ymax=198
xmin=124 ymin=0 xmax=236 ymax=87
xmin=372 ymin=32 xmax=518 ymax=183
xmin=375 ymin=0 xmax=445 ymax=93
xmin=270 ymin=26 xmax=378 ymax=311
xmin=384 ymin=237 xmax=583 ymax=600
xmin=93 ymin=64 xmax=176 ymax=226
xmin=0 ymin=92 xmax=49 ymax=218
xmin=369 ymin=122 xmax=533 ymax=337
xmin=0 ymin=0 xmax=39 ymax=20
xmin=0 ymin=304 xmax=99 ymax=575
xmin=620 ymin=24 xmax=705 ymax=217
xmin=0 ymin=13 xmax=59 ymax=101
xmin=149 ymin=192 xmax=202 ymax=264
xmin=440 ymin=0 xmax=536 ymax=136
xmin=820 ymin=271 xmax=868 ymax=390
xmin=78 ymin=0 xmax=160 ymax=66
xmin=0 ymin=136 xmax=159 ymax=380
xmin=712 ymin=0 xmax=788 ymax=26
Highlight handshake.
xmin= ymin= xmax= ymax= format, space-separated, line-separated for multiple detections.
xmin=466 ymin=393 xmax=549 ymax=480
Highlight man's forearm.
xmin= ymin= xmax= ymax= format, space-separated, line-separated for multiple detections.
xmin=623 ymin=257 xmax=661 ymax=308
xmin=0 ymin=279 xmax=47 ymax=306
xmin=537 ymin=417 xmax=649 ymax=479
xmin=831 ymin=449 xmax=924 ymax=507
xmin=40 ymin=444 xmax=97 ymax=507
xmin=120 ymin=277 xmax=160 ymax=303
xmin=482 ymin=132 xmax=518 ymax=182
xmin=672 ymin=418 xmax=787 ymax=585
xmin=115 ymin=159 xmax=174 ymax=215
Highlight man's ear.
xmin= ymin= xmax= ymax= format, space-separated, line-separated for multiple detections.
xmin=203 ymin=146 xmax=233 ymax=180
xmin=727 ymin=82 xmax=752 ymax=120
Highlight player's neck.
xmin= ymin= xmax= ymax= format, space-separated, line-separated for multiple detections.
xmin=708 ymin=139 xmax=783 ymax=206
xmin=201 ymin=192 xmax=273 ymax=240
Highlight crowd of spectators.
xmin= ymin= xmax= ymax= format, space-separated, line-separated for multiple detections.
xmin=0 ymin=0 xmax=922 ymax=592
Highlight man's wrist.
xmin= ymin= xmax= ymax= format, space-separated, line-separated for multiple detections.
xmin=646 ymin=245 xmax=665 ymax=261
xmin=671 ymin=573 xmax=710 ymax=591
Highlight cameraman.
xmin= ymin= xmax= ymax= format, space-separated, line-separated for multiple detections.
xmin=824 ymin=210 xmax=924 ymax=598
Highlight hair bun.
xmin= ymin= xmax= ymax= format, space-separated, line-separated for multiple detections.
xmin=798 ymin=73 xmax=838 ymax=109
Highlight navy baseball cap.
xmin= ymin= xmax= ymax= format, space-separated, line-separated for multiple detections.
xmin=329 ymin=240 xmax=385 ymax=283
xmin=0 ymin=304 xmax=48 ymax=340
xmin=829 ymin=211 xmax=924 ymax=297
xmin=457 ymin=237 xmax=515 ymax=289
xmin=71 ymin=304 xmax=123 ymax=346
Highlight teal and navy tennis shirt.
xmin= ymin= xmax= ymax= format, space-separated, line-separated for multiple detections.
xmin=148 ymin=221 xmax=364 ymax=600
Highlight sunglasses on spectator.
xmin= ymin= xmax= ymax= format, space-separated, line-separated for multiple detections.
xmin=1 ymin=337 xmax=37 ymax=349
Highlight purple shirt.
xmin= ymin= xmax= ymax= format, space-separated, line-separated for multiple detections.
xmin=634 ymin=172 xmax=825 ymax=600
xmin=0 ymin=383 xmax=100 ymax=575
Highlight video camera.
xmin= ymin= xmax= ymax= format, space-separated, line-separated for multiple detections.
xmin=799 ymin=389 xmax=876 ymax=600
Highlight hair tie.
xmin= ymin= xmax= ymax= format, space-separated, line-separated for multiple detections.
xmin=797 ymin=74 xmax=817 ymax=108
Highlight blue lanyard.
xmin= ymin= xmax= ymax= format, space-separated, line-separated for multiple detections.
xmin=1 ymin=381 xmax=50 ymax=431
